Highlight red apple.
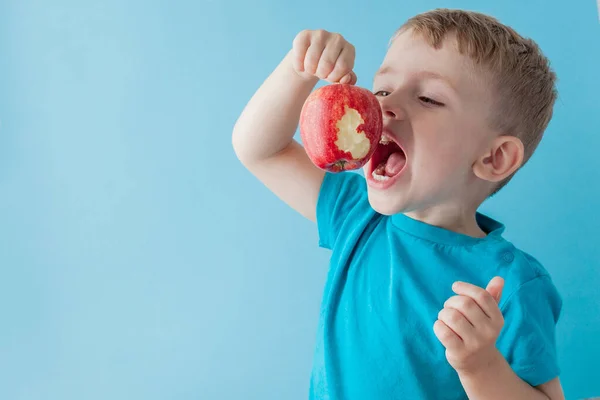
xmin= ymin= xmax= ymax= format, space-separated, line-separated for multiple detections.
xmin=299 ymin=84 xmax=383 ymax=172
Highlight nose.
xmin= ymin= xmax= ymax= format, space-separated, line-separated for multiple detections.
xmin=379 ymin=95 xmax=406 ymax=121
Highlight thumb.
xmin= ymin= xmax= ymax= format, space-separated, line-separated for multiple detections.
xmin=485 ymin=276 xmax=504 ymax=303
xmin=340 ymin=71 xmax=357 ymax=85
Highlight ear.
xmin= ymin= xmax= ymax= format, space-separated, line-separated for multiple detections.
xmin=473 ymin=136 xmax=524 ymax=183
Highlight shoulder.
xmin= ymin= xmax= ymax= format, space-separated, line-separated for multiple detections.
xmin=506 ymin=245 xmax=553 ymax=283
xmin=318 ymin=171 xmax=370 ymax=215
xmin=476 ymin=212 xmax=561 ymax=313
xmin=496 ymin=242 xmax=562 ymax=315
xmin=317 ymin=171 xmax=379 ymax=249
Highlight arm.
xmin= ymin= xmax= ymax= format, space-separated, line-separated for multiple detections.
xmin=457 ymin=352 xmax=564 ymax=400
xmin=434 ymin=277 xmax=565 ymax=400
xmin=232 ymin=30 xmax=356 ymax=221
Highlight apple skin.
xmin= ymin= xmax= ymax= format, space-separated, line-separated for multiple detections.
xmin=299 ymin=84 xmax=383 ymax=173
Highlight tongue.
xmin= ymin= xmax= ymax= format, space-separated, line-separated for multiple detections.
xmin=384 ymin=152 xmax=406 ymax=176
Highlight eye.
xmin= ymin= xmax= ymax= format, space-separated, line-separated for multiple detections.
xmin=419 ymin=96 xmax=445 ymax=106
xmin=374 ymin=90 xmax=391 ymax=97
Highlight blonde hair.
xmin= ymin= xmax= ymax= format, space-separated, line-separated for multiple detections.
xmin=395 ymin=9 xmax=558 ymax=195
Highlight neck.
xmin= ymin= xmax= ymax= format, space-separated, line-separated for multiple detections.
xmin=404 ymin=203 xmax=486 ymax=238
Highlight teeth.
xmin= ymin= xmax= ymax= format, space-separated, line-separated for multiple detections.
xmin=379 ymin=136 xmax=391 ymax=145
xmin=372 ymin=174 xmax=389 ymax=181
xmin=371 ymin=165 xmax=389 ymax=181
xmin=372 ymin=171 xmax=390 ymax=181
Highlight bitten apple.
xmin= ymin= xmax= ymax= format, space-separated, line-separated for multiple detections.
xmin=299 ymin=84 xmax=383 ymax=172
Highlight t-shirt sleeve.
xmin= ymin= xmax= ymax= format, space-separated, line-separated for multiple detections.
xmin=316 ymin=171 xmax=369 ymax=250
xmin=496 ymin=275 xmax=563 ymax=387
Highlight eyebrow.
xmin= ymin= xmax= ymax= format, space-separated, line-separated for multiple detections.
xmin=375 ymin=66 xmax=458 ymax=93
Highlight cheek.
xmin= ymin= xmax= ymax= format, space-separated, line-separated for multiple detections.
xmin=416 ymin=138 xmax=466 ymax=171
xmin=411 ymin=118 xmax=482 ymax=180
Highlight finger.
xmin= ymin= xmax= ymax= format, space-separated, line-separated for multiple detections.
xmin=438 ymin=307 xmax=475 ymax=340
xmin=292 ymin=31 xmax=311 ymax=73
xmin=326 ymin=43 xmax=355 ymax=83
xmin=452 ymin=281 xmax=500 ymax=320
xmin=485 ymin=276 xmax=505 ymax=303
xmin=303 ymin=32 xmax=327 ymax=76
xmin=444 ymin=295 xmax=488 ymax=328
xmin=315 ymin=35 xmax=344 ymax=80
xmin=340 ymin=71 xmax=358 ymax=85
xmin=433 ymin=320 xmax=463 ymax=350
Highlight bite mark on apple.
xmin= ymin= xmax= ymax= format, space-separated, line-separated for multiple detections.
xmin=334 ymin=106 xmax=370 ymax=159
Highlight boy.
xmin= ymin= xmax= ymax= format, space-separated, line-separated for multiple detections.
xmin=232 ymin=8 xmax=565 ymax=400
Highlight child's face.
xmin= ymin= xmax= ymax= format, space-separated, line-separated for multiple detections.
xmin=364 ymin=30 xmax=497 ymax=216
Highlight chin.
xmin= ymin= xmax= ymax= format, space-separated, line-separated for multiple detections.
xmin=366 ymin=186 xmax=410 ymax=216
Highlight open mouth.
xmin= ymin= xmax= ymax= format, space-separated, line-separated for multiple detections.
xmin=369 ymin=134 xmax=407 ymax=182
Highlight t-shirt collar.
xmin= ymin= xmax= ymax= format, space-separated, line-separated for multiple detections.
xmin=389 ymin=212 xmax=505 ymax=246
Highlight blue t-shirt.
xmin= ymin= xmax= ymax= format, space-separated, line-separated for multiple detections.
xmin=309 ymin=172 xmax=562 ymax=400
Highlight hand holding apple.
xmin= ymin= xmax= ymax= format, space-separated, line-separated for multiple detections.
xmin=291 ymin=29 xmax=382 ymax=172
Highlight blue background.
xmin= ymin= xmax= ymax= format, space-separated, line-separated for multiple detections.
xmin=1 ymin=0 xmax=598 ymax=399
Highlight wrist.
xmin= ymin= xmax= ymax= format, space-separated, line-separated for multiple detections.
xmin=456 ymin=348 xmax=506 ymax=380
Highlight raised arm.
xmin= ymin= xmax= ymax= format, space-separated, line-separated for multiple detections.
xmin=232 ymin=30 xmax=356 ymax=221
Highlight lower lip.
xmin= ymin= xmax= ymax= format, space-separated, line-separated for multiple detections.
xmin=366 ymin=159 xmax=407 ymax=190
